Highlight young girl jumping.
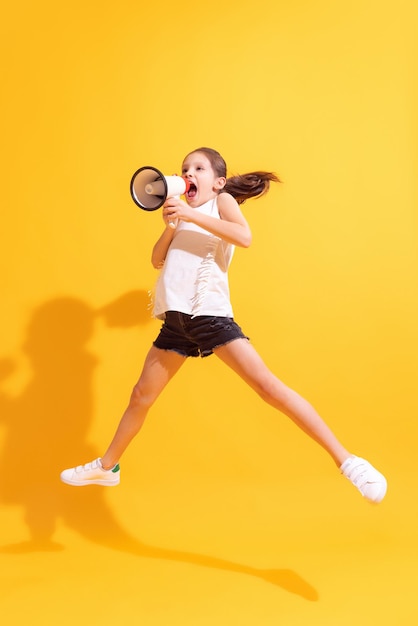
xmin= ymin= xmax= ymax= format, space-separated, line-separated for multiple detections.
xmin=61 ymin=147 xmax=387 ymax=503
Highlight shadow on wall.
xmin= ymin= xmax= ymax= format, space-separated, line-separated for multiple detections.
xmin=0 ymin=291 xmax=151 ymax=550
xmin=0 ymin=292 xmax=318 ymax=602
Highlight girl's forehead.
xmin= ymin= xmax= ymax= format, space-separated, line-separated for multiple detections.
xmin=182 ymin=152 xmax=212 ymax=167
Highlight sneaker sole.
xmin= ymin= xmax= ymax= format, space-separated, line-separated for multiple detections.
xmin=60 ymin=477 xmax=120 ymax=487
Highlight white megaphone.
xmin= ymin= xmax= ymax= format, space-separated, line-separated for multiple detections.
xmin=130 ymin=166 xmax=191 ymax=229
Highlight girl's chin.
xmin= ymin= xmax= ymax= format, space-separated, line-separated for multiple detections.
xmin=186 ymin=192 xmax=217 ymax=208
xmin=185 ymin=195 xmax=199 ymax=207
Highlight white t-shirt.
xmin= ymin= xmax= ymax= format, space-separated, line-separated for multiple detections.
xmin=153 ymin=197 xmax=235 ymax=319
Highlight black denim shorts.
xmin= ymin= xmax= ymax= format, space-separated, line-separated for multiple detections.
xmin=153 ymin=311 xmax=249 ymax=358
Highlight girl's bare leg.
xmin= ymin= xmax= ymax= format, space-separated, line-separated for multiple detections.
xmin=215 ymin=339 xmax=351 ymax=467
xmin=100 ymin=346 xmax=186 ymax=469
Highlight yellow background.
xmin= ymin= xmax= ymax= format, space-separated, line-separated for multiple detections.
xmin=1 ymin=0 xmax=417 ymax=623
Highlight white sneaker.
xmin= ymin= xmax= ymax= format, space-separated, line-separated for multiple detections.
xmin=60 ymin=458 xmax=120 ymax=486
xmin=340 ymin=456 xmax=387 ymax=503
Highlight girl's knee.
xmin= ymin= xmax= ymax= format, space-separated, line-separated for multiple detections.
xmin=255 ymin=376 xmax=294 ymax=407
xmin=129 ymin=381 xmax=159 ymax=411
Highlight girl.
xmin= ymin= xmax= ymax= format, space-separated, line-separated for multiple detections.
xmin=61 ymin=147 xmax=387 ymax=503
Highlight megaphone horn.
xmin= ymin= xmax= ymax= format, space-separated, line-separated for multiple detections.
xmin=130 ymin=166 xmax=191 ymax=211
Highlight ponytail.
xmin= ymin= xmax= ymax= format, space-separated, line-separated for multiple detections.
xmin=224 ymin=171 xmax=281 ymax=205
xmin=184 ymin=147 xmax=281 ymax=205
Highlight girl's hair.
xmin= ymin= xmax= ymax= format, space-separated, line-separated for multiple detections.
xmin=187 ymin=147 xmax=281 ymax=205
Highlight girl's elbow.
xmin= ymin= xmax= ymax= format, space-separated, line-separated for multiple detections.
xmin=240 ymin=231 xmax=252 ymax=248
xmin=151 ymin=256 xmax=164 ymax=269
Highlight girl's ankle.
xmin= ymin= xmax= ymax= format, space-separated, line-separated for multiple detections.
xmin=99 ymin=458 xmax=115 ymax=471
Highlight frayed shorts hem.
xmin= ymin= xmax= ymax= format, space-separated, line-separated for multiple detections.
xmin=153 ymin=335 xmax=249 ymax=359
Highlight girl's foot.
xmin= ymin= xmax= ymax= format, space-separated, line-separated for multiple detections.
xmin=60 ymin=458 xmax=120 ymax=486
xmin=340 ymin=456 xmax=387 ymax=503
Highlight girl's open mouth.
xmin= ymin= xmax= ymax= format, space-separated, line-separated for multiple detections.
xmin=186 ymin=183 xmax=197 ymax=199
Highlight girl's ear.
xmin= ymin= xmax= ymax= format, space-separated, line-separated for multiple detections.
xmin=214 ymin=177 xmax=226 ymax=190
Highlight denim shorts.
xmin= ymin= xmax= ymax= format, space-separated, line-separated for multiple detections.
xmin=153 ymin=311 xmax=249 ymax=358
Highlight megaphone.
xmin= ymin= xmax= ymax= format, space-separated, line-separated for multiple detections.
xmin=130 ymin=165 xmax=190 ymax=210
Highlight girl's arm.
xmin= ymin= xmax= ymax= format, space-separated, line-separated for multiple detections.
xmin=163 ymin=193 xmax=252 ymax=248
xmin=151 ymin=226 xmax=175 ymax=268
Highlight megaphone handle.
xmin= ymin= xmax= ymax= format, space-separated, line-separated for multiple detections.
xmin=168 ymin=194 xmax=181 ymax=229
